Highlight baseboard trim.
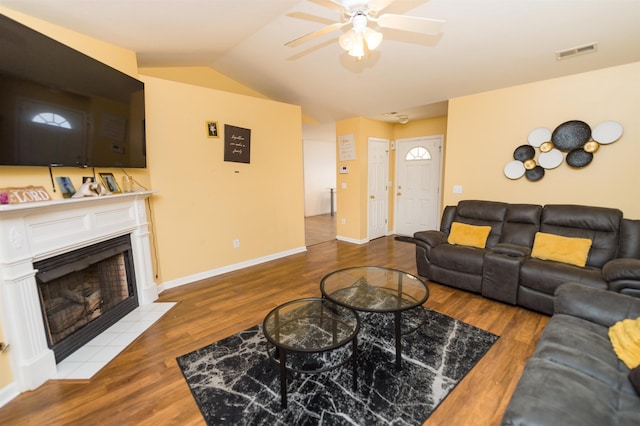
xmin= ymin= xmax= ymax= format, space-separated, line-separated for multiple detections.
xmin=159 ymin=246 xmax=308 ymax=292
xmin=336 ymin=235 xmax=369 ymax=245
xmin=0 ymin=382 xmax=19 ymax=409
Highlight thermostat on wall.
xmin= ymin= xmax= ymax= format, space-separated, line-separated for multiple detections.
xmin=339 ymin=166 xmax=349 ymax=174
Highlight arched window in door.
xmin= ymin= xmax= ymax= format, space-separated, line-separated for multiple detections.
xmin=32 ymin=112 xmax=72 ymax=129
xmin=405 ymin=146 xmax=431 ymax=160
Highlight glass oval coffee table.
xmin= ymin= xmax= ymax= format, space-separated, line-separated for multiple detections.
xmin=320 ymin=266 xmax=429 ymax=370
xmin=263 ymin=298 xmax=360 ymax=408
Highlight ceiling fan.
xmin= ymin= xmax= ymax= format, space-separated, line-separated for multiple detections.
xmin=285 ymin=0 xmax=445 ymax=59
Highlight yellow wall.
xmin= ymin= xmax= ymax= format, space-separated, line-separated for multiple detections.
xmin=444 ymin=61 xmax=640 ymax=218
xmin=393 ymin=116 xmax=448 ymax=141
xmin=335 ymin=118 xmax=394 ymax=241
xmin=140 ymin=66 xmax=269 ymax=99
xmin=142 ymin=75 xmax=304 ymax=283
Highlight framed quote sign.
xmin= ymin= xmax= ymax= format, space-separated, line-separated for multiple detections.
xmin=224 ymin=124 xmax=251 ymax=164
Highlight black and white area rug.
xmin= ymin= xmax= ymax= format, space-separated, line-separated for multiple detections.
xmin=177 ymin=308 xmax=498 ymax=425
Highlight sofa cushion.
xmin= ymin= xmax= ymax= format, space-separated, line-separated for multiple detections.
xmin=500 ymin=203 xmax=542 ymax=247
xmin=447 ymin=222 xmax=491 ymax=248
xmin=520 ymin=258 xmax=606 ymax=295
xmin=537 ymin=314 xmax=632 ymax=390
xmin=531 ymin=232 xmax=592 ymax=267
xmin=540 ymin=204 xmax=622 ymax=268
xmin=429 ymin=244 xmax=486 ymax=274
xmin=609 ymin=317 xmax=640 ymax=369
xmin=502 ymin=358 xmax=640 ymax=426
xmin=449 ymin=200 xmax=508 ymax=247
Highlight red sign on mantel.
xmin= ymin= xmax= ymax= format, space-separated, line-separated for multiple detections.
xmin=0 ymin=186 xmax=52 ymax=204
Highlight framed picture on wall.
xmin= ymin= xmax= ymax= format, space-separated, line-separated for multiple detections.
xmin=99 ymin=172 xmax=121 ymax=193
xmin=207 ymin=121 xmax=219 ymax=138
xmin=224 ymin=124 xmax=251 ymax=164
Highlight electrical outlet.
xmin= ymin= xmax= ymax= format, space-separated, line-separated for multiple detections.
xmin=341 ymin=218 xmax=346 ymax=225
xmin=233 ymin=239 xmax=240 ymax=248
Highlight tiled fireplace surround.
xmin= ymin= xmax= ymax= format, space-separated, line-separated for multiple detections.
xmin=0 ymin=192 xmax=158 ymax=392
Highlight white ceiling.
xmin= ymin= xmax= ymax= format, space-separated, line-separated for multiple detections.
xmin=3 ymin=0 xmax=640 ymax=138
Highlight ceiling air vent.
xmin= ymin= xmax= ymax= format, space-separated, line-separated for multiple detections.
xmin=556 ymin=42 xmax=598 ymax=60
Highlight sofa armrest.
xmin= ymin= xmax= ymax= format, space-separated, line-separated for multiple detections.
xmin=554 ymin=282 xmax=640 ymax=327
xmin=412 ymin=230 xmax=448 ymax=248
xmin=602 ymin=258 xmax=640 ymax=281
xmin=394 ymin=235 xmax=428 ymax=251
xmin=602 ymin=258 xmax=640 ymax=296
xmin=482 ymin=251 xmax=522 ymax=304
xmin=490 ymin=243 xmax=531 ymax=257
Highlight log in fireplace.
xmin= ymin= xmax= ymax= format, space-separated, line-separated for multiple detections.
xmin=35 ymin=235 xmax=138 ymax=363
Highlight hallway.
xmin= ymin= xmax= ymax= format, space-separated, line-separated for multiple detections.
xmin=304 ymin=214 xmax=336 ymax=246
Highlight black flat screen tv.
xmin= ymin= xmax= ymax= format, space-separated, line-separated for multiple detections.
xmin=0 ymin=13 xmax=146 ymax=168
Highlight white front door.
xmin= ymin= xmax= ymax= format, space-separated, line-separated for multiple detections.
xmin=368 ymin=138 xmax=389 ymax=240
xmin=395 ymin=136 xmax=442 ymax=236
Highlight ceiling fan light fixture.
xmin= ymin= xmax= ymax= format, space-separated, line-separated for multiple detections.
xmin=363 ymin=27 xmax=383 ymax=50
xmin=348 ymin=33 xmax=365 ymax=59
xmin=339 ymin=29 xmax=357 ymax=50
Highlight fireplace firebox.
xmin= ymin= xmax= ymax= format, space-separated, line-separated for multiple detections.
xmin=34 ymin=235 xmax=139 ymax=363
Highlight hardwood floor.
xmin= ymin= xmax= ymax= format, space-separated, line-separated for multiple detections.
xmin=305 ymin=213 xmax=336 ymax=246
xmin=0 ymin=237 xmax=548 ymax=425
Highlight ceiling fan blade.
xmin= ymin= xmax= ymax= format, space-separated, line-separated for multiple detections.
xmin=308 ymin=0 xmax=347 ymax=12
xmin=377 ymin=14 xmax=445 ymax=35
xmin=368 ymin=0 xmax=397 ymax=15
xmin=286 ymin=11 xmax=339 ymax=26
xmin=285 ymin=22 xmax=346 ymax=48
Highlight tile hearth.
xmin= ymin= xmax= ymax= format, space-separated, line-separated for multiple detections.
xmin=55 ymin=302 xmax=175 ymax=380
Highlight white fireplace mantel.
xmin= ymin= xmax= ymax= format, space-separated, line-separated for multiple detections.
xmin=0 ymin=192 xmax=158 ymax=392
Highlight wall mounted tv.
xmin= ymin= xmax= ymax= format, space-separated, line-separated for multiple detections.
xmin=0 ymin=14 xmax=146 ymax=168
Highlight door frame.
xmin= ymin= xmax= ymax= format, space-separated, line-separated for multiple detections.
xmin=393 ymin=135 xmax=444 ymax=235
xmin=368 ymin=137 xmax=389 ymax=240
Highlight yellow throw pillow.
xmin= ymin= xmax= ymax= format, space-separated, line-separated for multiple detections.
xmin=609 ymin=317 xmax=640 ymax=369
xmin=447 ymin=222 xmax=492 ymax=249
xmin=531 ymin=232 xmax=592 ymax=267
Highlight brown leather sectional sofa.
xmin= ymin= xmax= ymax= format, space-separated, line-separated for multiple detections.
xmin=397 ymin=200 xmax=640 ymax=315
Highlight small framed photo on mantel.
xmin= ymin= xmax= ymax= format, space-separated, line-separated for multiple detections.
xmin=55 ymin=176 xmax=76 ymax=198
xmin=99 ymin=172 xmax=121 ymax=194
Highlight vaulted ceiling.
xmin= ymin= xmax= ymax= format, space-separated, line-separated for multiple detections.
xmin=3 ymin=0 xmax=640 ymax=139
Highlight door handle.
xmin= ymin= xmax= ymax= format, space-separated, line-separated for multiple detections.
xmin=397 ymin=192 xmax=402 ymax=196
xmin=370 ymin=195 xmax=375 ymax=199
